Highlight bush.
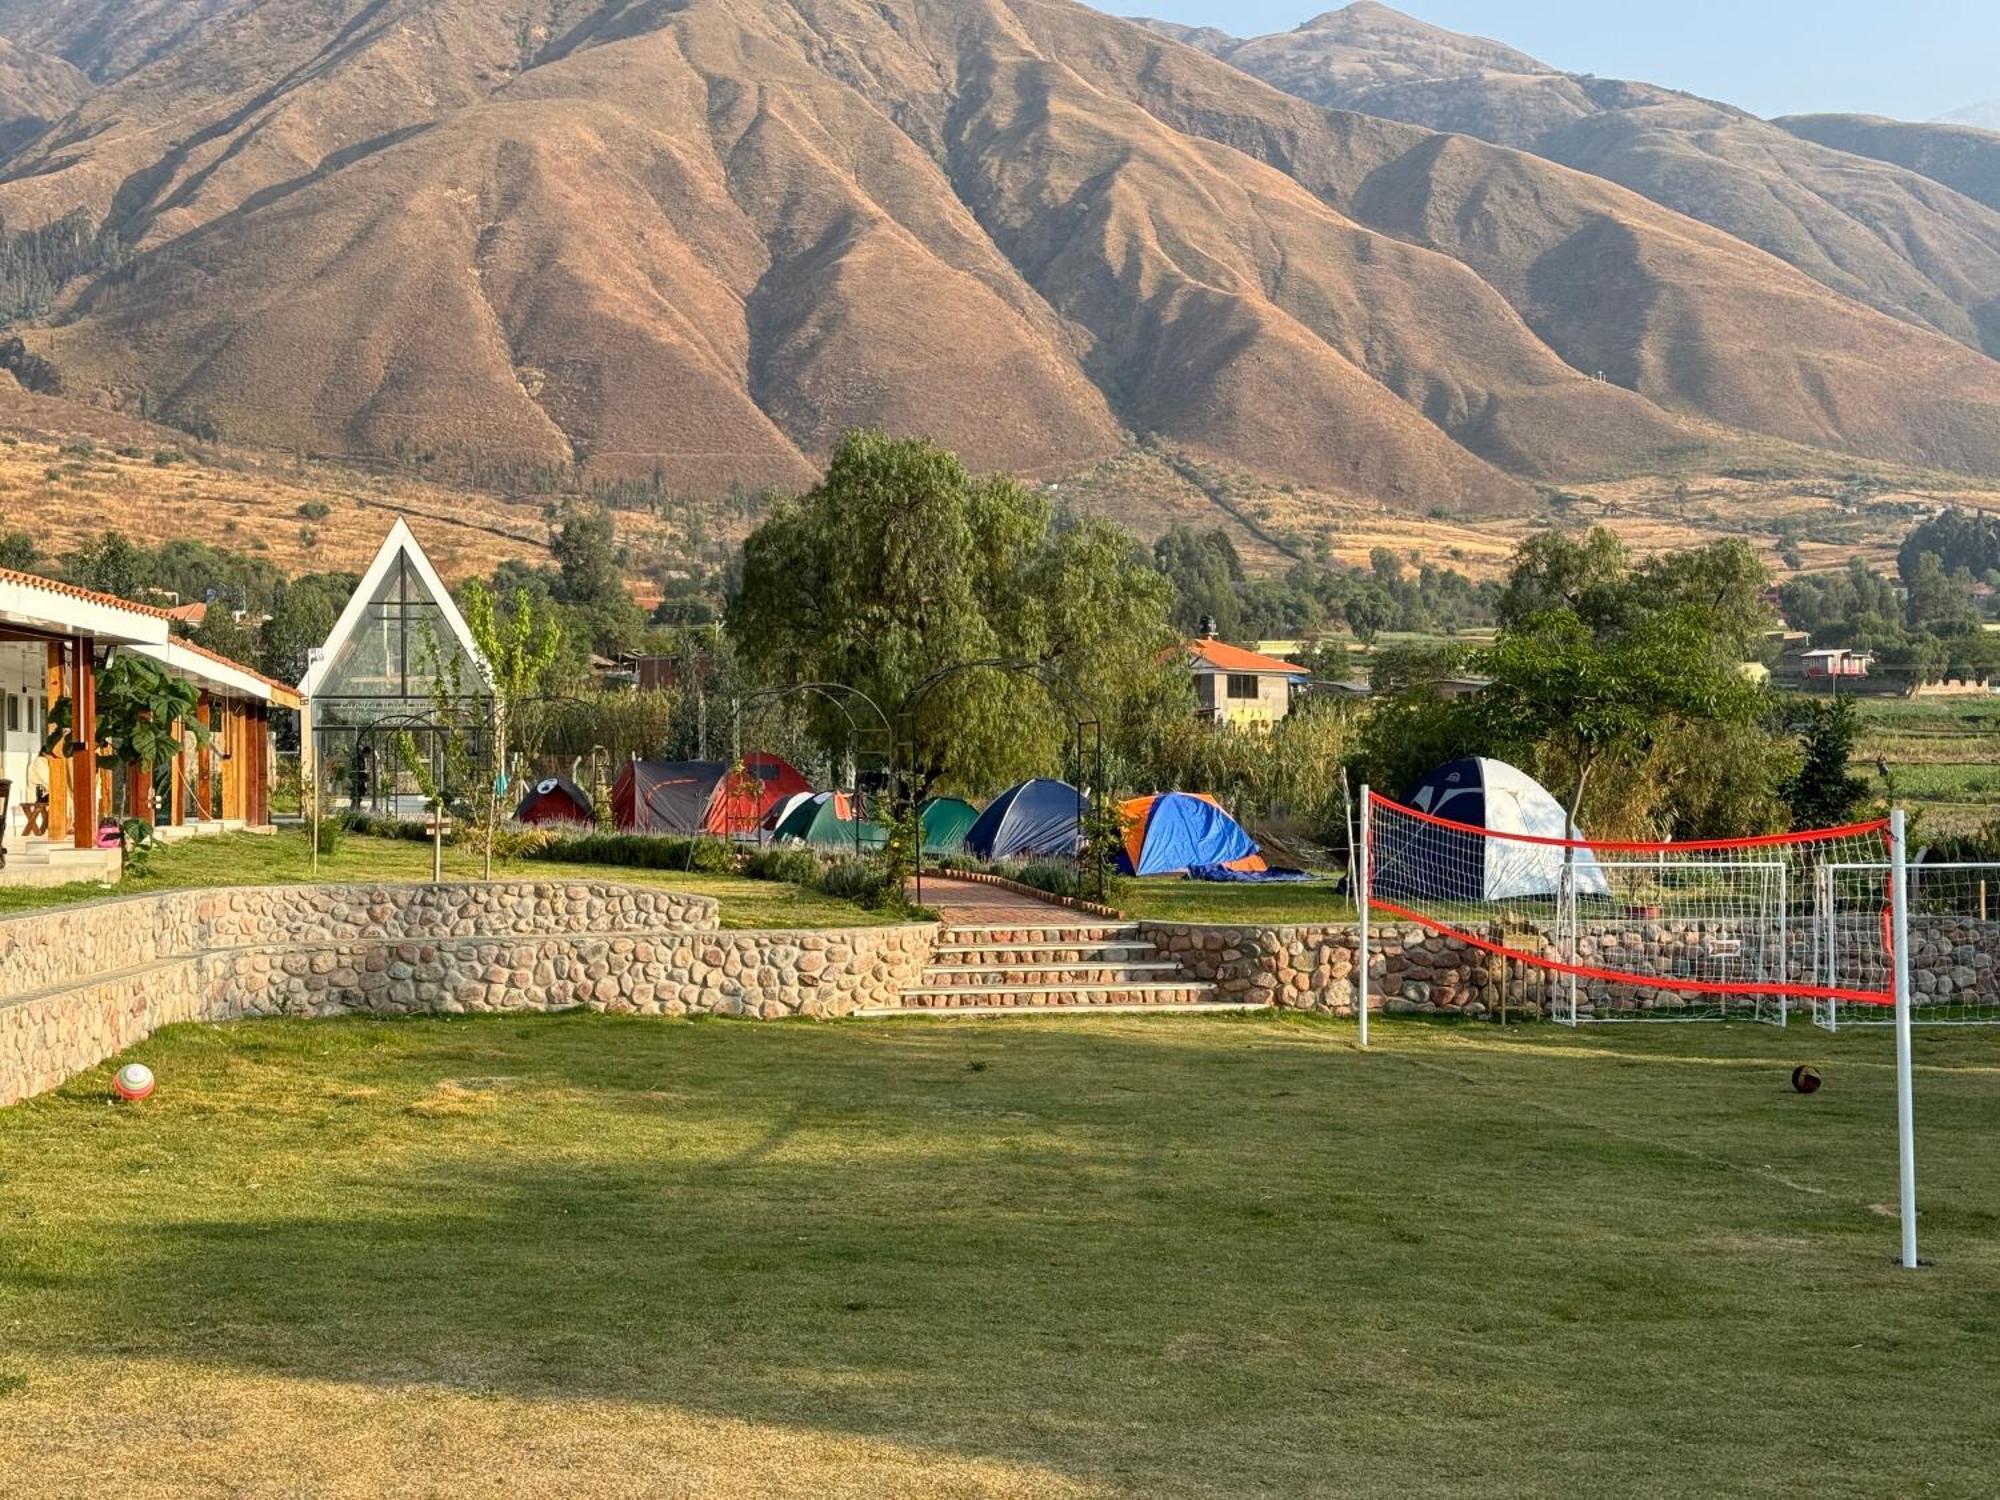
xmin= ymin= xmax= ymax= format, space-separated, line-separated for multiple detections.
xmin=741 ymin=846 xmax=823 ymax=886
xmin=1016 ymin=861 xmax=1083 ymax=900
xmin=533 ymin=831 xmax=736 ymax=872
xmin=818 ymin=857 xmax=890 ymax=905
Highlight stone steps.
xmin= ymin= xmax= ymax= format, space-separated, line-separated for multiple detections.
xmin=892 ymin=983 xmax=1235 ymax=1010
xmin=860 ymin=996 xmax=1266 ymax=1018
xmin=893 ymin=920 xmax=1222 ymax=1014
xmin=929 ymin=943 xmax=1159 ymax=965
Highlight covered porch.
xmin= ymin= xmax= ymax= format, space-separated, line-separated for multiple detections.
xmin=0 ymin=569 xmax=297 ymax=888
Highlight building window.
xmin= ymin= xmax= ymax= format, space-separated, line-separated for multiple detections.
xmin=4 ymin=693 xmax=17 ymax=733
xmin=1226 ymin=674 xmax=1260 ymax=701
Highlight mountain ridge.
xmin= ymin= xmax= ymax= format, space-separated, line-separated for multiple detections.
xmin=0 ymin=0 xmax=1996 ymax=511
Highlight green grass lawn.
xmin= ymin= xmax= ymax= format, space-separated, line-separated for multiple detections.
xmin=2 ymin=1013 xmax=1993 ymax=1496
xmin=0 ymin=828 xmax=893 ymax=929
xmin=1117 ymin=876 xmax=1355 ymax=926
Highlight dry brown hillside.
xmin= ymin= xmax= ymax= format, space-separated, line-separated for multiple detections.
xmin=0 ymin=386 xmax=678 ymax=583
xmin=1157 ymin=3 xmax=2000 ymax=360
xmin=1777 ymin=115 xmax=2000 ymax=215
xmin=0 ymin=0 xmax=1996 ymax=513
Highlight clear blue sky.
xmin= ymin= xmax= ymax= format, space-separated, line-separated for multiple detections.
xmin=1103 ymin=2 xmax=1998 ymax=121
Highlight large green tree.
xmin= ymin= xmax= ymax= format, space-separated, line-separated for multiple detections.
xmin=729 ymin=431 xmax=1175 ymax=796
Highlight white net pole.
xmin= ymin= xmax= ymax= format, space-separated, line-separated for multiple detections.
xmin=1891 ymin=809 xmax=1918 ymax=1270
xmin=1357 ymin=786 xmax=1371 ymax=1050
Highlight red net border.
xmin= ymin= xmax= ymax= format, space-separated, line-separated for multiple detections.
xmin=1364 ymin=793 xmax=1895 ymax=1006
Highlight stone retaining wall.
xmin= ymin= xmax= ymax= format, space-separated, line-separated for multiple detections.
xmin=1142 ymin=912 xmax=2000 ymax=1017
xmin=1140 ymin=921 xmax=1539 ymax=1018
xmin=1 ymin=881 xmax=936 ymax=1108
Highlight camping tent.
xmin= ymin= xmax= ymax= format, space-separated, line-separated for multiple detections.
xmin=762 ymin=790 xmax=816 ymax=834
xmin=965 ymin=779 xmax=1087 ymax=860
xmin=919 ymin=796 xmax=979 ymax=854
xmin=1373 ymin=756 xmax=1608 ymax=902
xmin=772 ymin=790 xmax=885 ymax=849
xmin=1116 ymin=792 xmax=1264 ymax=877
xmin=711 ymin=752 xmax=813 ymax=836
xmin=613 ymin=761 xmax=723 ymax=834
xmin=612 ymin=755 xmax=811 ymax=836
xmin=515 ymin=775 xmax=595 ymax=828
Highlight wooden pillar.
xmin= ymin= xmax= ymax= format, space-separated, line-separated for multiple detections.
xmin=70 ymin=638 xmax=96 ymax=850
xmin=252 ymin=705 xmax=270 ymax=825
xmin=196 ymin=692 xmax=212 ymax=821
xmin=169 ymin=723 xmax=184 ymax=827
xmin=131 ymin=762 xmax=152 ymax=826
xmin=44 ymin=643 xmax=68 ymax=842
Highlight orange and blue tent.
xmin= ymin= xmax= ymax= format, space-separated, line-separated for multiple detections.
xmin=1116 ymin=792 xmax=1265 ymax=877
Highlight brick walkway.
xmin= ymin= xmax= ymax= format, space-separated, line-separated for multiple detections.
xmin=907 ymin=874 xmax=1074 ymax=924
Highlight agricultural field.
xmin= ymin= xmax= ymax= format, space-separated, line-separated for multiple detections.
xmin=0 ymin=1014 xmax=1993 ymax=1496
xmin=1851 ymin=696 xmax=2000 ymax=837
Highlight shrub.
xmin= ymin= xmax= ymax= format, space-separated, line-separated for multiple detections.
xmin=297 ymin=501 xmax=330 ymax=521
xmin=1016 ymin=861 xmax=1082 ymax=900
xmin=818 ymin=857 xmax=889 ymax=905
xmin=742 ymin=846 xmax=823 ymax=886
xmin=533 ymin=831 xmax=736 ymax=872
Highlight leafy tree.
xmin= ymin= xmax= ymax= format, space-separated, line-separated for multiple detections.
xmin=730 ymin=430 xmax=1174 ymax=797
xmin=62 ymin=531 xmax=150 ymax=600
xmin=187 ymin=606 xmax=259 ymax=665
xmin=1473 ymin=606 xmax=1765 ymax=826
xmin=0 ymin=530 xmax=38 ymax=571
xmin=1495 ymin=528 xmax=1628 ymax=629
xmin=462 ymin=580 xmax=563 ymax=878
xmin=1903 ymin=551 xmax=1980 ymax=638
xmin=257 ymin=573 xmax=353 ymax=684
xmin=1776 ymin=697 xmax=1872 ymax=831
xmin=550 ymin=501 xmax=646 ymax=655
xmin=1342 ymin=589 xmax=1392 ymax=645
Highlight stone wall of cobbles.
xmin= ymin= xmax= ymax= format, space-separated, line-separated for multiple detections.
xmin=0 ymin=881 xmax=937 ymax=1107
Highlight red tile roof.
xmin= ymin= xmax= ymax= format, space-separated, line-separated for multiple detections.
xmin=0 ymin=565 xmax=296 ymax=704
xmin=1185 ymin=638 xmax=1308 ymax=676
xmin=0 ymin=564 xmax=176 ymax=620
xmin=172 ymin=636 xmax=301 ymax=706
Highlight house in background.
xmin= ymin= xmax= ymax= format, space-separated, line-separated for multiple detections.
xmin=1184 ymin=634 xmax=1310 ymax=726
xmin=1799 ymin=647 xmax=1873 ymax=681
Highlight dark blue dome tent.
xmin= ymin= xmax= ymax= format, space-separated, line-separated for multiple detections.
xmin=965 ymin=778 xmax=1089 ymax=860
xmin=1373 ymin=756 xmax=1609 ymax=902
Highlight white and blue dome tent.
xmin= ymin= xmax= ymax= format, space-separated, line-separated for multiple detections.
xmin=1372 ymin=756 xmax=1609 ymax=902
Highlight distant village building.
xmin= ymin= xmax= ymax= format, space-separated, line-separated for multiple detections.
xmin=1799 ymin=647 xmax=1873 ymax=681
xmin=1183 ymin=632 xmax=1310 ymax=726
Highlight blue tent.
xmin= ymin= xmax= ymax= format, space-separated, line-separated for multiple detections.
xmin=1115 ymin=792 xmax=1263 ymax=876
xmin=965 ymin=778 xmax=1088 ymax=859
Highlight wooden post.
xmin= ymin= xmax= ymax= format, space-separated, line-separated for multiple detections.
xmin=196 ymin=692 xmax=212 ymax=821
xmin=44 ymin=643 xmax=67 ymax=842
xmin=71 ymin=638 xmax=96 ymax=850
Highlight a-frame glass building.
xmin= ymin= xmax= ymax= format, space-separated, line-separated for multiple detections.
xmin=299 ymin=520 xmax=492 ymax=813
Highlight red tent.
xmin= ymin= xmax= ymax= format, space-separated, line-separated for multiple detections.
xmin=515 ymin=775 xmax=595 ymax=828
xmin=612 ymin=754 xmax=811 ymax=836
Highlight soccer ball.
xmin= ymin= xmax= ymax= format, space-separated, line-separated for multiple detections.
xmin=112 ymin=1063 xmax=156 ymax=1102
xmin=1790 ymin=1064 xmax=1822 ymax=1095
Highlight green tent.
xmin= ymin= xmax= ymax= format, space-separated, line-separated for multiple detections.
xmin=919 ymin=796 xmax=979 ymax=854
xmin=772 ymin=791 xmax=885 ymax=850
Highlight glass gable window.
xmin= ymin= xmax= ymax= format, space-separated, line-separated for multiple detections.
xmin=313 ymin=554 xmax=486 ymax=723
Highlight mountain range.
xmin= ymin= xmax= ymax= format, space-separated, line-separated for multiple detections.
xmin=0 ymin=0 xmax=1995 ymax=521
